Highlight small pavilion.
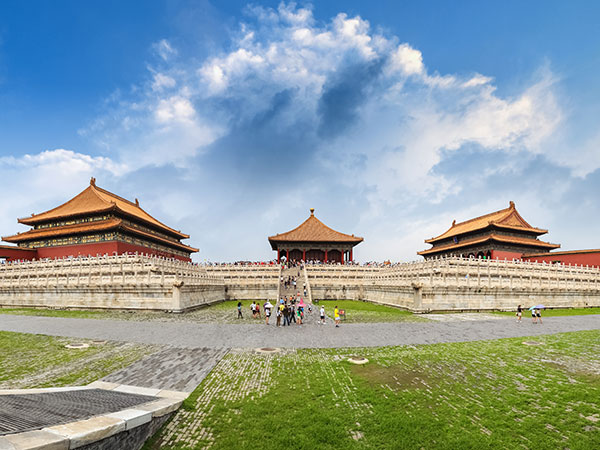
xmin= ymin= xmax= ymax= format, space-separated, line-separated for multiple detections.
xmin=268 ymin=209 xmax=363 ymax=263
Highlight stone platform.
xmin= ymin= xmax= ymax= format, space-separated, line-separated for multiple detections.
xmin=0 ymin=384 xmax=186 ymax=450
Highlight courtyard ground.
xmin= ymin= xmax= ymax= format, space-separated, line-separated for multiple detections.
xmin=148 ymin=331 xmax=600 ymax=450
xmin=0 ymin=331 xmax=157 ymax=389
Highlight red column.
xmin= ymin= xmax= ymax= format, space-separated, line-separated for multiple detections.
xmin=341 ymin=250 xmax=344 ymax=264
xmin=277 ymin=249 xmax=280 ymax=263
xmin=350 ymin=248 xmax=353 ymax=262
xmin=324 ymin=249 xmax=328 ymax=263
xmin=286 ymin=250 xmax=289 ymax=261
xmin=302 ymin=250 xmax=306 ymax=261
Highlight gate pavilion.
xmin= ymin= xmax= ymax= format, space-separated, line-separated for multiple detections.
xmin=268 ymin=209 xmax=363 ymax=263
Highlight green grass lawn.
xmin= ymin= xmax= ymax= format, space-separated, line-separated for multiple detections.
xmin=149 ymin=330 xmax=600 ymax=450
xmin=315 ymin=299 xmax=426 ymax=322
xmin=0 ymin=301 xmax=272 ymax=324
xmin=0 ymin=331 xmax=157 ymax=389
xmin=493 ymin=307 xmax=600 ymax=317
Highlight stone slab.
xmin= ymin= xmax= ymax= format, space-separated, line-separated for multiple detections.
xmin=156 ymin=389 xmax=190 ymax=400
xmin=104 ymin=409 xmax=151 ymax=430
xmin=0 ymin=430 xmax=68 ymax=450
xmin=136 ymin=398 xmax=182 ymax=418
xmin=86 ymin=381 xmax=120 ymax=391
xmin=113 ymin=385 xmax=161 ymax=397
xmin=44 ymin=416 xmax=125 ymax=449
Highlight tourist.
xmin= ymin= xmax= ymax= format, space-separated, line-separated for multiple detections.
xmin=536 ymin=308 xmax=542 ymax=324
xmin=334 ymin=305 xmax=340 ymax=327
xmin=319 ymin=305 xmax=325 ymax=324
xmin=264 ymin=301 xmax=272 ymax=325
xmin=282 ymin=303 xmax=290 ymax=326
xmin=531 ymin=308 xmax=537 ymax=324
xmin=250 ymin=301 xmax=256 ymax=318
xmin=276 ymin=304 xmax=282 ymax=327
xmin=297 ymin=306 xmax=302 ymax=325
xmin=290 ymin=303 xmax=296 ymax=324
xmin=237 ymin=301 xmax=243 ymax=319
xmin=516 ymin=305 xmax=522 ymax=323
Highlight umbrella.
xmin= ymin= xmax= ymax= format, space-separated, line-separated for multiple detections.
xmin=529 ymin=305 xmax=545 ymax=310
xmin=264 ymin=301 xmax=273 ymax=309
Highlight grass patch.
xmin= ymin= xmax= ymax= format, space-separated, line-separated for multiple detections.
xmin=150 ymin=331 xmax=600 ymax=450
xmin=0 ymin=301 xmax=272 ymax=324
xmin=493 ymin=307 xmax=600 ymax=317
xmin=0 ymin=331 xmax=157 ymax=388
xmin=315 ymin=299 xmax=426 ymax=323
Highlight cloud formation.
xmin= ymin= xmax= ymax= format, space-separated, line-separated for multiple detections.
xmin=5 ymin=3 xmax=594 ymax=261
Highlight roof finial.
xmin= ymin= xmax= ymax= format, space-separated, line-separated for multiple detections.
xmin=90 ymin=177 xmax=96 ymax=186
xmin=135 ymin=198 xmax=139 ymax=207
xmin=509 ymin=200 xmax=515 ymax=209
xmin=310 ymin=208 xmax=315 ymax=216
xmin=452 ymin=219 xmax=456 ymax=226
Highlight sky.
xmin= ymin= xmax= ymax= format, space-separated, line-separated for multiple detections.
xmin=0 ymin=1 xmax=599 ymax=262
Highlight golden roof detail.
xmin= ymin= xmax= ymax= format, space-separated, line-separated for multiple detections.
xmin=17 ymin=178 xmax=189 ymax=239
xmin=425 ymin=201 xmax=547 ymax=243
xmin=418 ymin=233 xmax=560 ymax=256
xmin=268 ymin=209 xmax=363 ymax=246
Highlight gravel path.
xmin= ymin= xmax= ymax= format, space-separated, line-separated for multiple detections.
xmin=0 ymin=313 xmax=598 ymax=349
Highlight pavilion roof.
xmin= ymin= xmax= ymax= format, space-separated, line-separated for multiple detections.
xmin=17 ymin=178 xmax=189 ymax=239
xmin=425 ymin=201 xmax=547 ymax=244
xmin=3 ymin=217 xmax=198 ymax=253
xmin=418 ymin=233 xmax=560 ymax=256
xmin=268 ymin=209 xmax=363 ymax=248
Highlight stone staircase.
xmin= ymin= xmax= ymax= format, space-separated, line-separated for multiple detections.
xmin=278 ymin=265 xmax=309 ymax=302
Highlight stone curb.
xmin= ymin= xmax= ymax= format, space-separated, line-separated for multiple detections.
xmin=0 ymin=384 xmax=189 ymax=449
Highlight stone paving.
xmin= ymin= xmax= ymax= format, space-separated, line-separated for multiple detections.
xmin=102 ymin=347 xmax=229 ymax=392
xmin=0 ymin=313 xmax=598 ymax=349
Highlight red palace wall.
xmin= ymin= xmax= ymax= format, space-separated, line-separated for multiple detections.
xmin=30 ymin=241 xmax=191 ymax=262
xmin=490 ymin=249 xmax=523 ymax=260
xmin=523 ymin=251 xmax=600 ymax=268
xmin=0 ymin=246 xmax=37 ymax=261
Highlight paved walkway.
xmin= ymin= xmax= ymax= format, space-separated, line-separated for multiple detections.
xmin=102 ymin=347 xmax=229 ymax=392
xmin=0 ymin=314 xmax=598 ymax=348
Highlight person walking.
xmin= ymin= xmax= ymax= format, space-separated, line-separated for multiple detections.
xmin=516 ymin=305 xmax=522 ymax=323
xmin=319 ymin=305 xmax=325 ymax=325
xmin=276 ymin=304 xmax=282 ymax=327
xmin=334 ymin=305 xmax=340 ymax=328
xmin=536 ymin=308 xmax=542 ymax=324
xmin=237 ymin=301 xmax=243 ymax=319
xmin=264 ymin=301 xmax=272 ymax=325
xmin=290 ymin=304 xmax=296 ymax=324
xmin=531 ymin=308 xmax=537 ymax=324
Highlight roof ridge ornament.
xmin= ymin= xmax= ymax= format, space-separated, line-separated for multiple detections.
xmin=90 ymin=177 xmax=96 ymax=186
xmin=452 ymin=219 xmax=456 ymax=226
xmin=509 ymin=200 xmax=515 ymax=208
xmin=310 ymin=208 xmax=315 ymax=216
xmin=135 ymin=198 xmax=139 ymax=207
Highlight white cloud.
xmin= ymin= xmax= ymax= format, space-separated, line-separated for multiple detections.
xmin=387 ymin=44 xmax=424 ymax=76
xmin=152 ymin=73 xmax=176 ymax=91
xmin=153 ymin=39 xmax=177 ymax=61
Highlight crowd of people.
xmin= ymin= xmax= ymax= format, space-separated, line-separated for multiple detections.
xmin=236 ymin=299 xmax=342 ymax=327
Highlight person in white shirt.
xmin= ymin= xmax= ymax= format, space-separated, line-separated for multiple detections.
xmin=319 ymin=306 xmax=325 ymax=324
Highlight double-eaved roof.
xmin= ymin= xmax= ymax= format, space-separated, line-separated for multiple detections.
xmin=2 ymin=178 xmax=198 ymax=253
xmin=268 ymin=209 xmax=363 ymax=250
xmin=418 ymin=201 xmax=559 ymax=256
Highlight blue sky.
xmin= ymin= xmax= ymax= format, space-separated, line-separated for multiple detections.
xmin=1 ymin=1 xmax=599 ymax=262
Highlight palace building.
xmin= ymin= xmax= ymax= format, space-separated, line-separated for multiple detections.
xmin=1 ymin=178 xmax=198 ymax=261
xmin=268 ymin=208 xmax=363 ymax=263
xmin=418 ymin=201 xmax=560 ymax=260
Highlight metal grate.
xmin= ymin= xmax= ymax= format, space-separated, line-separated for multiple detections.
xmin=0 ymin=389 xmax=157 ymax=435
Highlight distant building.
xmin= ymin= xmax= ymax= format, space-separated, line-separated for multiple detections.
xmin=1 ymin=178 xmax=197 ymax=261
xmin=268 ymin=208 xmax=363 ymax=263
xmin=418 ymin=201 xmax=560 ymax=260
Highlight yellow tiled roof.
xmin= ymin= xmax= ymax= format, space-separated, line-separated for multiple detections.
xmin=418 ymin=233 xmax=560 ymax=256
xmin=17 ymin=178 xmax=189 ymax=239
xmin=425 ymin=201 xmax=547 ymax=243
xmin=268 ymin=209 xmax=363 ymax=245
